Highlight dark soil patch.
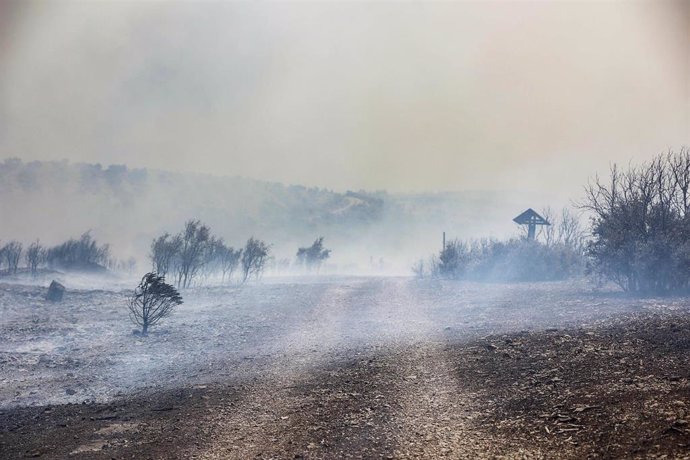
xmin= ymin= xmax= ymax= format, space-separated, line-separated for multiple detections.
xmin=452 ymin=312 xmax=690 ymax=458
xmin=3 ymin=311 xmax=690 ymax=459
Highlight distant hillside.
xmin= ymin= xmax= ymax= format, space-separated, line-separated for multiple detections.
xmin=0 ymin=158 xmax=542 ymax=271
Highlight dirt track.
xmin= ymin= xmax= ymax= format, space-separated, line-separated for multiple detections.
xmin=2 ymin=278 xmax=690 ymax=458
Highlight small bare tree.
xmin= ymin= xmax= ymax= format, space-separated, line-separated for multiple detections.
xmin=557 ymin=208 xmax=585 ymax=251
xmin=25 ymin=240 xmax=45 ymax=276
xmin=241 ymin=237 xmax=270 ymax=283
xmin=539 ymin=207 xmax=556 ymax=247
xmin=2 ymin=241 xmax=23 ymax=275
xmin=128 ymin=273 xmax=183 ymax=335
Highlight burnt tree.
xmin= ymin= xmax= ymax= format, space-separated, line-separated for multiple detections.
xmin=296 ymin=237 xmax=331 ymax=272
xmin=219 ymin=244 xmax=242 ymax=282
xmin=128 ymin=272 xmax=183 ymax=335
xmin=583 ymin=147 xmax=690 ymax=293
xmin=174 ymin=220 xmax=211 ymax=288
xmin=241 ymin=237 xmax=270 ymax=283
xmin=2 ymin=241 xmax=23 ymax=275
xmin=150 ymin=232 xmax=182 ymax=277
xmin=25 ymin=240 xmax=45 ymax=276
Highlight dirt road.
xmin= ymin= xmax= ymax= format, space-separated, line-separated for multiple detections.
xmin=2 ymin=278 xmax=690 ymax=458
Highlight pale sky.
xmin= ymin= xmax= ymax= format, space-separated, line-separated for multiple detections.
xmin=0 ymin=0 xmax=688 ymax=199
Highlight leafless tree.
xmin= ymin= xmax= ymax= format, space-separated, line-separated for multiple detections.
xmin=581 ymin=147 xmax=690 ymax=292
xmin=128 ymin=272 xmax=183 ymax=335
xmin=25 ymin=240 xmax=45 ymax=276
xmin=557 ymin=208 xmax=585 ymax=251
xmin=241 ymin=237 xmax=270 ymax=283
xmin=539 ymin=207 xmax=556 ymax=247
xmin=2 ymin=241 xmax=23 ymax=275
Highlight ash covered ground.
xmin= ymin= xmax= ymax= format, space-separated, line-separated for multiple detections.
xmin=2 ymin=277 xmax=690 ymax=458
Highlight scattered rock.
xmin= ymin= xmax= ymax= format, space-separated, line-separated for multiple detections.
xmin=46 ymin=281 xmax=65 ymax=302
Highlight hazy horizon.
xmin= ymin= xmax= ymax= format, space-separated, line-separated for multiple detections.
xmin=1 ymin=0 xmax=687 ymax=202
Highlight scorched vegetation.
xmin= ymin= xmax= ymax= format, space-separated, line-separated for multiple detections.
xmin=128 ymin=272 xmax=183 ymax=335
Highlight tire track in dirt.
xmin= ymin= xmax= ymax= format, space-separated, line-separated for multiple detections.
xmin=195 ymin=278 xmax=532 ymax=459
xmin=196 ymin=278 xmax=546 ymax=459
xmin=378 ymin=280 xmax=549 ymax=459
xmin=197 ymin=280 xmax=402 ymax=459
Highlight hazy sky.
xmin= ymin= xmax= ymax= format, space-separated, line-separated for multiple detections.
xmin=0 ymin=1 xmax=688 ymax=198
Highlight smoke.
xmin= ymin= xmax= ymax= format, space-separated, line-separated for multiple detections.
xmin=0 ymin=1 xmax=687 ymax=273
xmin=0 ymin=1 xmax=687 ymax=202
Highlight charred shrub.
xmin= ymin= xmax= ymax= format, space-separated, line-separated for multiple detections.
xmin=422 ymin=207 xmax=586 ymax=282
xmin=128 ymin=272 xmax=183 ymax=335
xmin=583 ymin=147 xmax=690 ymax=293
xmin=46 ymin=232 xmax=110 ymax=272
xmin=296 ymin=237 xmax=331 ymax=272
xmin=437 ymin=240 xmax=470 ymax=278
xmin=1 ymin=241 xmax=23 ymax=275
xmin=432 ymin=238 xmax=584 ymax=282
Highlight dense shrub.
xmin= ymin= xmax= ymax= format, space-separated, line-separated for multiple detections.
xmin=583 ymin=147 xmax=690 ymax=293
xmin=432 ymin=238 xmax=584 ymax=282
xmin=1 ymin=241 xmax=23 ymax=275
xmin=419 ymin=207 xmax=586 ymax=282
xmin=296 ymin=237 xmax=331 ymax=272
xmin=46 ymin=232 xmax=110 ymax=272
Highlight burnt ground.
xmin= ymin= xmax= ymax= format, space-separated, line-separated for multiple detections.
xmin=2 ymin=278 xmax=690 ymax=458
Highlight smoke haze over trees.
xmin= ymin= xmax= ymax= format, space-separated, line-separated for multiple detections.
xmin=150 ymin=220 xmax=248 ymax=288
xmin=296 ymin=237 xmax=331 ymax=272
xmin=2 ymin=2 xmax=686 ymax=195
xmin=0 ymin=159 xmax=544 ymax=272
xmin=241 ymin=238 xmax=271 ymax=283
xmin=420 ymin=208 xmax=586 ymax=282
xmin=45 ymin=232 xmax=110 ymax=272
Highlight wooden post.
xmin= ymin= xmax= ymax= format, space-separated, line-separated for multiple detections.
xmin=442 ymin=231 xmax=446 ymax=250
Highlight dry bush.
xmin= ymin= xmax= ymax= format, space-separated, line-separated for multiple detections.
xmin=583 ymin=147 xmax=690 ymax=293
xmin=128 ymin=272 xmax=183 ymax=335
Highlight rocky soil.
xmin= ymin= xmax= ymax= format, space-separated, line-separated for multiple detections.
xmin=1 ymin=277 xmax=690 ymax=458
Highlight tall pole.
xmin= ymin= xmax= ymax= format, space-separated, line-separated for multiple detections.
xmin=443 ymin=231 xmax=446 ymax=250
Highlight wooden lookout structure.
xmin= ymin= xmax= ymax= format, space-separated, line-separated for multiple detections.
xmin=513 ymin=208 xmax=550 ymax=240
